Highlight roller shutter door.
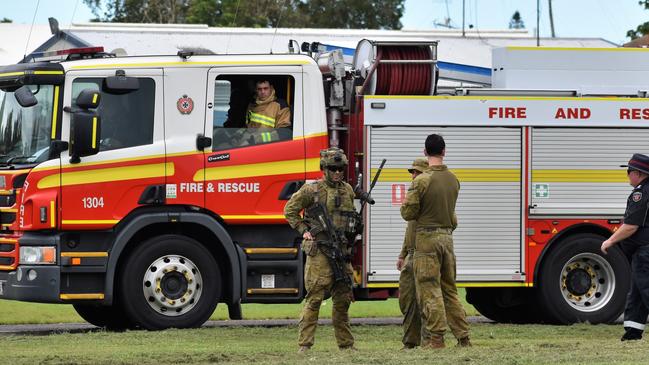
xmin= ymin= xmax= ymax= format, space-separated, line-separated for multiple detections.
xmin=530 ymin=128 xmax=649 ymax=216
xmin=367 ymin=126 xmax=522 ymax=282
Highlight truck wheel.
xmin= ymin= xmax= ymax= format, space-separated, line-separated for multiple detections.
xmin=466 ymin=287 xmax=543 ymax=323
xmin=118 ymin=234 xmax=221 ymax=330
xmin=537 ymin=233 xmax=630 ymax=324
xmin=228 ymin=302 xmax=243 ymax=320
xmin=73 ymin=303 xmax=135 ymax=330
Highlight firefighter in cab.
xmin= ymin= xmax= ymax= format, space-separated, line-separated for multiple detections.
xmin=246 ymin=79 xmax=291 ymax=143
xmin=601 ymin=153 xmax=649 ymax=341
xmin=284 ymin=147 xmax=357 ymax=353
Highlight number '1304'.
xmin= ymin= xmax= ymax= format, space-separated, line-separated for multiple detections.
xmin=82 ymin=197 xmax=105 ymax=209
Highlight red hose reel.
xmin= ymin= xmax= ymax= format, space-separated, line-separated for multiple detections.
xmin=353 ymin=40 xmax=438 ymax=96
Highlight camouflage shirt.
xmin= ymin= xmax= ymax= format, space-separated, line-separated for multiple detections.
xmin=399 ymin=220 xmax=417 ymax=259
xmin=284 ymin=179 xmax=356 ymax=240
xmin=400 ymin=165 xmax=459 ymax=230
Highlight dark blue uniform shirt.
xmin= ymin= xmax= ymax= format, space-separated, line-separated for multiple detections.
xmin=620 ymin=178 xmax=649 ymax=257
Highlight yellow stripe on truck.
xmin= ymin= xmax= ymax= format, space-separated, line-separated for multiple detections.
xmin=37 ymin=162 xmax=174 ymax=189
xmin=51 ymin=86 xmax=60 ymax=139
xmin=91 ymin=117 xmax=97 ymax=149
xmin=374 ymin=168 xmax=627 ymax=183
xmin=532 ymin=169 xmax=627 ymax=183
xmin=373 ymin=168 xmax=521 ymax=183
xmin=195 ymin=157 xmax=320 ymax=182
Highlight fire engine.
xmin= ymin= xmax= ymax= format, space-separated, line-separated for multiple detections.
xmin=0 ymin=39 xmax=646 ymax=329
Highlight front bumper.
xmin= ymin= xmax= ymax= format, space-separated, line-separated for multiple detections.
xmin=0 ymin=265 xmax=60 ymax=302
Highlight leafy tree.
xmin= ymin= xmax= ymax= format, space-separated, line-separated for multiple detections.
xmin=628 ymin=0 xmax=649 ymax=40
xmin=508 ymin=10 xmax=524 ymax=29
xmin=0 ymin=18 xmax=12 ymax=23
xmin=84 ymin=0 xmax=405 ymax=29
xmin=296 ymin=0 xmax=404 ymax=29
xmin=84 ymin=0 xmax=191 ymax=23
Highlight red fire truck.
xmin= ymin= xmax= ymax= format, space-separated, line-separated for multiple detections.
xmin=0 ymin=40 xmax=646 ymax=329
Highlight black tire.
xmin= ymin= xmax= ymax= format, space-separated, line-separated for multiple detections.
xmin=466 ymin=287 xmax=545 ymax=324
xmin=118 ymin=234 xmax=222 ymax=330
xmin=228 ymin=302 xmax=243 ymax=320
xmin=537 ymin=233 xmax=630 ymax=324
xmin=73 ymin=303 xmax=135 ymax=331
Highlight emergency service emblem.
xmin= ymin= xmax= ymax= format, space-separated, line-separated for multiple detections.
xmin=633 ymin=191 xmax=643 ymax=202
xmin=177 ymin=95 xmax=194 ymax=115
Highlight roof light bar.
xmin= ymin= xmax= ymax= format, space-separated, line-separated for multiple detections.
xmin=30 ymin=47 xmax=105 ymax=61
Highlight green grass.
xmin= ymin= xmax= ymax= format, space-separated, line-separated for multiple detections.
xmin=2 ymin=323 xmax=644 ymax=364
xmin=0 ymin=289 xmax=478 ymax=325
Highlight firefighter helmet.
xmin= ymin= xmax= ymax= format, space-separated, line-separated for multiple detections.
xmin=319 ymin=147 xmax=348 ymax=170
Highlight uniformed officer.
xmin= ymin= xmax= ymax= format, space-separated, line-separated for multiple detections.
xmin=400 ymin=134 xmax=471 ymax=349
xmin=601 ymin=153 xmax=649 ymax=341
xmin=397 ymin=157 xmax=429 ymax=349
xmin=284 ymin=147 xmax=356 ymax=353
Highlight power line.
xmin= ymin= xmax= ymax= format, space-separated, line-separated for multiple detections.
xmin=24 ymin=0 xmax=41 ymax=62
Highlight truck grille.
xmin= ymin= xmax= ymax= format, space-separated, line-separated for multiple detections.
xmin=0 ymin=212 xmax=15 ymax=225
xmin=0 ymin=194 xmax=15 ymax=207
xmin=0 ymin=237 xmax=18 ymax=270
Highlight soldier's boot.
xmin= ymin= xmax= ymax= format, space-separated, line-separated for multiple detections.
xmin=621 ymin=328 xmax=643 ymax=341
xmin=423 ymin=336 xmax=445 ymax=349
xmin=297 ymin=346 xmax=311 ymax=354
xmin=400 ymin=343 xmax=417 ymax=350
xmin=339 ymin=345 xmax=358 ymax=351
xmin=457 ymin=337 xmax=472 ymax=347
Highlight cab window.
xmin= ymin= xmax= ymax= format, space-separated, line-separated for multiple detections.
xmin=72 ymin=78 xmax=155 ymax=152
xmin=212 ymin=75 xmax=294 ymax=151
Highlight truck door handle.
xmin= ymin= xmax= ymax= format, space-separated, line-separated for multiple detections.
xmin=278 ymin=181 xmax=305 ymax=200
xmin=196 ymin=134 xmax=212 ymax=150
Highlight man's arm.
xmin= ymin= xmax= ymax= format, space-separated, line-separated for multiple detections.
xmin=400 ymin=178 xmax=423 ymax=221
xmin=396 ymin=222 xmax=412 ymax=270
xmin=275 ymin=103 xmax=291 ymax=128
xmin=284 ymin=184 xmax=313 ymax=238
xmin=601 ymin=224 xmax=639 ymax=253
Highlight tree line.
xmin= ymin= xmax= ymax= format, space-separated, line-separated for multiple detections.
xmin=82 ymin=0 xmax=405 ymax=29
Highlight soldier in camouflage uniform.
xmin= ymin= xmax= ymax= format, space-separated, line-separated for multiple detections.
xmin=397 ymin=158 xmax=429 ymax=349
xmin=400 ymin=134 xmax=471 ymax=349
xmin=284 ymin=147 xmax=356 ymax=353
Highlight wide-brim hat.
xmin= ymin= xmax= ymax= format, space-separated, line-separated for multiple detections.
xmin=408 ymin=158 xmax=428 ymax=174
xmin=621 ymin=153 xmax=649 ymax=175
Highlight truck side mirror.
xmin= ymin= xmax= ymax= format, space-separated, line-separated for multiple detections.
xmin=69 ymin=112 xmax=101 ymax=163
xmin=104 ymin=70 xmax=139 ymax=94
xmin=14 ymin=85 xmax=38 ymax=108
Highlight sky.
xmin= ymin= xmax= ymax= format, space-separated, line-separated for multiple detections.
xmin=0 ymin=0 xmax=646 ymax=45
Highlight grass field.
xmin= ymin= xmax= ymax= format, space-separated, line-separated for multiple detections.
xmin=3 ymin=323 xmax=645 ymax=364
xmin=0 ymin=289 xmax=478 ymax=325
xmin=2 ymin=290 xmax=644 ymax=364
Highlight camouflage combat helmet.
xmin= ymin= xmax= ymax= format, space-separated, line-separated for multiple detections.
xmin=319 ymin=147 xmax=348 ymax=170
xmin=408 ymin=157 xmax=428 ymax=174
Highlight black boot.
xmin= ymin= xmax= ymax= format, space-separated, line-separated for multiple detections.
xmin=621 ymin=328 xmax=643 ymax=341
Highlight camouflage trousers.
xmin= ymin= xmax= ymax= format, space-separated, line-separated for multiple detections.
xmin=399 ymin=252 xmax=430 ymax=346
xmin=298 ymin=249 xmax=354 ymax=348
xmin=413 ymin=230 xmax=470 ymax=340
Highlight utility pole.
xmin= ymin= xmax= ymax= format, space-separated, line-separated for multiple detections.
xmin=548 ymin=0 xmax=556 ymax=37
xmin=536 ymin=0 xmax=540 ymax=46
xmin=462 ymin=0 xmax=466 ymax=37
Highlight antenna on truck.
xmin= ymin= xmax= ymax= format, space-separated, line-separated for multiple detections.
xmin=24 ymin=0 xmax=42 ymax=62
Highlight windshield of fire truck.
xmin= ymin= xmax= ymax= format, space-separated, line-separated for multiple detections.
xmin=0 ymin=85 xmax=54 ymax=164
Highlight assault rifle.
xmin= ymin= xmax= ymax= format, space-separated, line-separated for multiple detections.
xmin=305 ymin=202 xmax=353 ymax=288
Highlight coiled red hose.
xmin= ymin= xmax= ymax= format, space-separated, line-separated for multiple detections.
xmin=375 ymin=45 xmax=433 ymax=95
